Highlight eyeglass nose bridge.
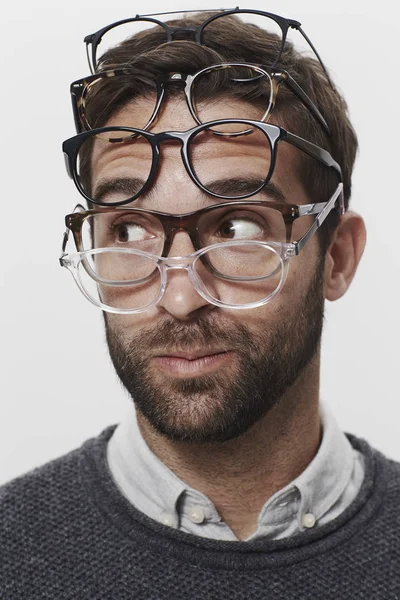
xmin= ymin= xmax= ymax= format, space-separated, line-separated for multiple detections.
xmin=165 ymin=72 xmax=191 ymax=89
xmin=150 ymin=130 xmax=193 ymax=181
xmin=168 ymin=26 xmax=198 ymax=42
xmin=162 ymin=254 xmax=194 ymax=270
xmin=156 ymin=254 xmax=211 ymax=308
xmin=158 ymin=254 xmax=202 ymax=289
xmin=154 ymin=130 xmax=192 ymax=144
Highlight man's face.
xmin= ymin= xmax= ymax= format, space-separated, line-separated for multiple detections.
xmin=96 ymin=97 xmax=326 ymax=443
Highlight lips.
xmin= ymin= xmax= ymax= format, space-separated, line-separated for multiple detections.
xmin=156 ymin=349 xmax=228 ymax=361
xmin=151 ymin=349 xmax=232 ymax=377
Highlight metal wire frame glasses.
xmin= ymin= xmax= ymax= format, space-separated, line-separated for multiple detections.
xmin=59 ymin=183 xmax=344 ymax=314
xmin=62 ymin=119 xmax=341 ymax=208
xmin=84 ymin=8 xmax=331 ymax=84
xmin=70 ymin=63 xmax=330 ymax=136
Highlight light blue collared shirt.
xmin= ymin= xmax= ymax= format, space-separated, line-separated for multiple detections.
xmin=107 ymin=404 xmax=365 ymax=541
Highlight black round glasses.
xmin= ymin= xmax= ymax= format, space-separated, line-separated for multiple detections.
xmin=62 ymin=119 xmax=341 ymax=208
xmin=83 ymin=8 xmax=331 ymax=84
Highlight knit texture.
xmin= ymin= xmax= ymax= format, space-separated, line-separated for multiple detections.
xmin=1 ymin=427 xmax=400 ymax=599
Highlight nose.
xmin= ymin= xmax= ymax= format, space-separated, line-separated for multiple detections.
xmin=157 ymin=232 xmax=216 ymax=321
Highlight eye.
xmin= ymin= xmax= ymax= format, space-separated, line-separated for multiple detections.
xmin=217 ymin=217 xmax=264 ymax=240
xmin=113 ymin=221 xmax=155 ymax=243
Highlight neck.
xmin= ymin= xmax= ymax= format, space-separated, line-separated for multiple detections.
xmin=137 ymin=362 xmax=321 ymax=540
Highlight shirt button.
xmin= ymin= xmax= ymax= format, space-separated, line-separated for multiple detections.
xmin=302 ymin=513 xmax=316 ymax=529
xmin=161 ymin=513 xmax=176 ymax=528
xmin=189 ymin=507 xmax=206 ymax=524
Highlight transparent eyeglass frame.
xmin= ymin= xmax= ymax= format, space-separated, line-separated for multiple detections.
xmin=59 ymin=182 xmax=344 ymax=314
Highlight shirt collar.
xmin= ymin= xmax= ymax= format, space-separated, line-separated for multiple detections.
xmin=107 ymin=403 xmax=356 ymax=535
xmin=255 ymin=403 xmax=355 ymax=531
xmin=296 ymin=403 xmax=355 ymax=527
xmin=108 ymin=408 xmax=207 ymax=527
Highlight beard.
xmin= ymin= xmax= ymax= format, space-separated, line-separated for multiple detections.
xmin=105 ymin=257 xmax=325 ymax=444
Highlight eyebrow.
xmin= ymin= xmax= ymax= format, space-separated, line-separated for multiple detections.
xmin=92 ymin=176 xmax=287 ymax=206
xmin=93 ymin=177 xmax=146 ymax=202
xmin=204 ymin=178 xmax=287 ymax=202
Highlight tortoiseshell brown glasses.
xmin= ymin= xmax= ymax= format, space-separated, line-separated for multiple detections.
xmin=70 ymin=63 xmax=329 ymax=135
xmin=63 ymin=198 xmax=341 ymax=257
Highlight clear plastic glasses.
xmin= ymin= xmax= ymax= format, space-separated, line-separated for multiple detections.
xmin=61 ymin=241 xmax=290 ymax=314
xmin=59 ymin=183 xmax=343 ymax=314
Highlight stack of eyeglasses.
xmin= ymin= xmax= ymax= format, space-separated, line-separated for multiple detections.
xmin=60 ymin=8 xmax=344 ymax=314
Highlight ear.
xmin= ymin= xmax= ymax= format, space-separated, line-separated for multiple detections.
xmin=324 ymin=211 xmax=367 ymax=301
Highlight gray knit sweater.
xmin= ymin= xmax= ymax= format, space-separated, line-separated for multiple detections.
xmin=1 ymin=426 xmax=399 ymax=599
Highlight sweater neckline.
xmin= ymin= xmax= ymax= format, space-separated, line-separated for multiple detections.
xmin=80 ymin=425 xmax=385 ymax=569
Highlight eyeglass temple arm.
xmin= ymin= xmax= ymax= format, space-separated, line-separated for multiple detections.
xmin=59 ymin=228 xmax=70 ymax=265
xmin=284 ymin=130 xmax=342 ymax=178
xmin=294 ymin=182 xmax=344 ymax=255
xmin=231 ymin=66 xmax=330 ymax=136
xmin=283 ymin=72 xmax=330 ymax=135
xmin=293 ymin=26 xmax=335 ymax=91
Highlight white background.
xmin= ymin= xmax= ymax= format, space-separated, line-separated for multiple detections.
xmin=0 ymin=0 xmax=399 ymax=484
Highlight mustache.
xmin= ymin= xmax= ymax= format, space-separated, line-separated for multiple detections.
xmin=112 ymin=315 xmax=262 ymax=356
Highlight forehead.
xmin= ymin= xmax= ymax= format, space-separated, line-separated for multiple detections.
xmin=89 ymin=97 xmax=307 ymax=212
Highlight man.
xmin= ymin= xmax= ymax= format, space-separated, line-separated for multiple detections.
xmin=1 ymin=10 xmax=399 ymax=599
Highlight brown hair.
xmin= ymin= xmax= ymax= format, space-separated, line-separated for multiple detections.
xmin=85 ymin=12 xmax=358 ymax=249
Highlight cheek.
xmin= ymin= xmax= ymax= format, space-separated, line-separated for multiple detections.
xmin=222 ymin=256 xmax=322 ymax=336
xmin=202 ymin=270 xmax=285 ymax=308
xmin=99 ymin=278 xmax=161 ymax=312
xmin=284 ymin=241 xmax=324 ymax=310
xmin=82 ymin=254 xmax=162 ymax=312
xmin=106 ymin=306 xmax=161 ymax=338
